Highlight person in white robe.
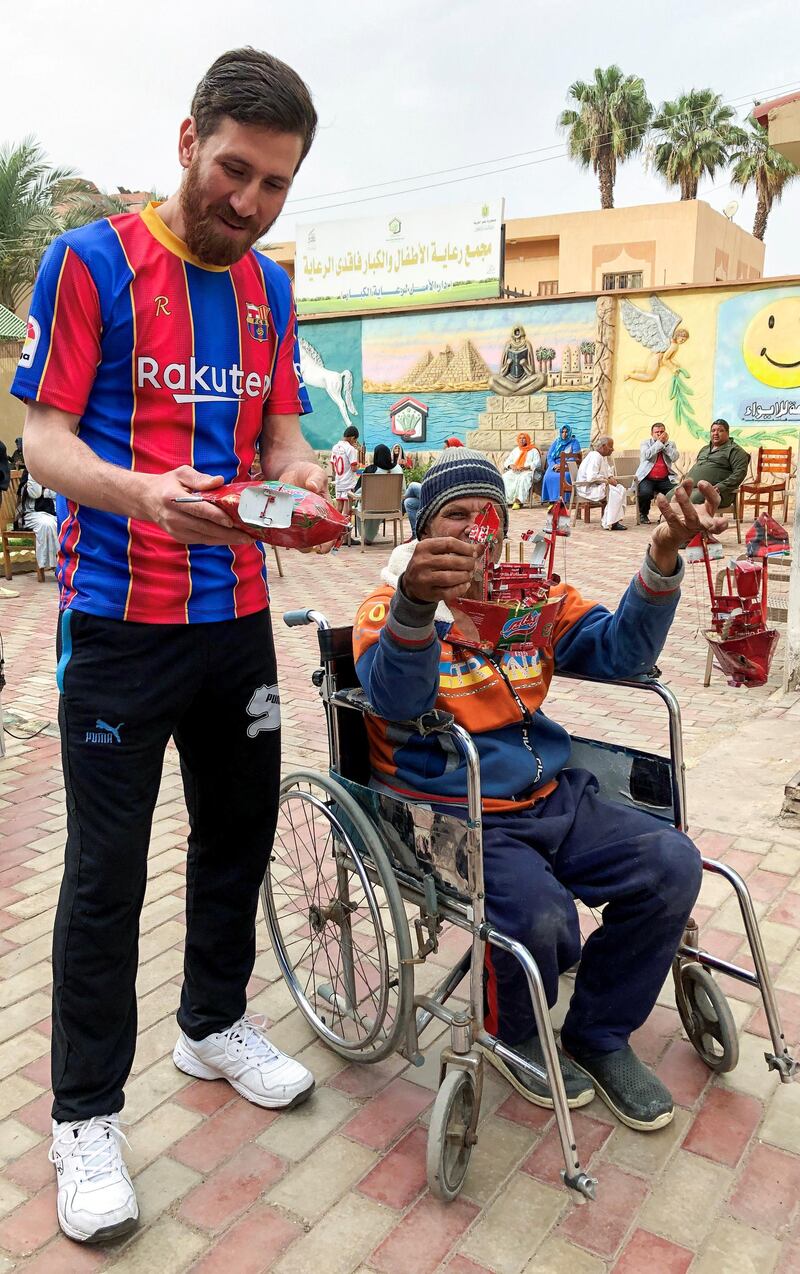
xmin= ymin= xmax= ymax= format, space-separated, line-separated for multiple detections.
xmin=502 ymin=433 xmax=542 ymax=509
xmin=576 ymin=437 xmax=628 ymax=531
xmin=21 ymin=475 xmax=59 ymax=568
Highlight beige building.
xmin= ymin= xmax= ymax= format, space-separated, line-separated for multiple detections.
xmin=754 ymin=91 xmax=800 ymax=166
xmin=266 ymin=198 xmax=764 ymax=300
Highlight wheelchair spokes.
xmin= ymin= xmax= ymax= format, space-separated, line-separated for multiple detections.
xmin=262 ymin=772 xmax=414 ymax=1062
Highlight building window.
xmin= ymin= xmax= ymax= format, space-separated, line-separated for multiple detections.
xmin=602 ymin=271 xmax=644 ymax=291
xmin=537 ymin=280 xmax=558 ymax=296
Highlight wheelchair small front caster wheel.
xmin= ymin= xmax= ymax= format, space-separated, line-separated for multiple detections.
xmin=675 ymin=962 xmax=739 ymax=1073
xmin=427 ymin=1068 xmax=477 ymax=1201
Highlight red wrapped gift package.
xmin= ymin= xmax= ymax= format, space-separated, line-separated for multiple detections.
xmin=176 ymin=481 xmax=349 ymax=549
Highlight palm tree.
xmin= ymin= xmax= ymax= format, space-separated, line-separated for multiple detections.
xmin=651 ymin=89 xmax=744 ymax=200
xmin=0 ymin=137 xmax=127 ymax=313
xmin=558 ymin=66 xmax=652 ymax=209
xmin=730 ymin=115 xmax=799 ymax=241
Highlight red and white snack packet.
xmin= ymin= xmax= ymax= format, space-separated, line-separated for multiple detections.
xmin=176 ymin=481 xmax=349 ymax=549
xmin=467 ymin=502 xmax=502 ymax=552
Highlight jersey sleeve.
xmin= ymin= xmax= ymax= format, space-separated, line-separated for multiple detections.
xmin=265 ymin=286 xmax=312 ymax=417
xmin=10 ymin=237 xmax=102 ymax=416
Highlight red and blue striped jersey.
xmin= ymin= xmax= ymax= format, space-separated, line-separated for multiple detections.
xmin=11 ymin=203 xmax=311 ymax=623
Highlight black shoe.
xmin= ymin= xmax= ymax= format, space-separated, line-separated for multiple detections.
xmin=637 ymin=514 xmax=652 ymax=525
xmin=565 ymin=1044 xmax=673 ymax=1131
xmin=611 ymin=521 xmax=628 ymax=531
xmin=484 ymin=1035 xmax=595 ymax=1109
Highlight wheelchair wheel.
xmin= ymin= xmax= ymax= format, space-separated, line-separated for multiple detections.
xmin=427 ymin=1068 xmax=477 ymax=1202
xmin=262 ymin=770 xmax=414 ymax=1062
xmin=674 ymin=962 xmax=739 ymax=1073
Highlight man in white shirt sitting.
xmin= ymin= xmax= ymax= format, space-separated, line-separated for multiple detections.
xmin=576 ymin=436 xmax=627 ymax=531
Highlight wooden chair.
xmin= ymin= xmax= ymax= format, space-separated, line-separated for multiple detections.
xmin=353 ymin=472 xmax=405 ymax=551
xmin=556 ymin=451 xmax=582 ymax=500
xmin=1 ymin=473 xmax=44 ymax=582
xmin=737 ymin=446 xmax=794 ymax=526
xmin=566 ymin=457 xmax=608 ymax=525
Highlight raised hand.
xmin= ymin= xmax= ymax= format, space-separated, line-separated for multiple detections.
xmin=402 ymin=537 xmax=481 ymax=606
xmin=650 ymin=479 xmax=729 ymax=574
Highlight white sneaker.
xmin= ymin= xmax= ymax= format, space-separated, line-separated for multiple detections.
xmin=173 ymin=1014 xmax=314 ymax=1109
xmin=49 ymin=1114 xmax=138 ymax=1243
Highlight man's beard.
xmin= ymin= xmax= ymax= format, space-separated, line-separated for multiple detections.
xmin=179 ymin=163 xmax=271 ymax=266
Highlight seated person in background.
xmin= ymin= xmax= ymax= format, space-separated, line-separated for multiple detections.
xmin=405 ymin=439 xmax=464 ymax=536
xmin=684 ymin=419 xmax=749 ymax=508
xmin=330 ymin=425 xmax=361 ymax=545
xmin=10 ymin=436 xmax=25 ymax=470
xmin=391 ymin=443 xmax=412 ymax=470
xmin=541 ymin=426 xmax=581 ymax=503
xmin=576 ymin=436 xmax=627 ymax=531
xmin=354 ymin=448 xmax=724 ymax=1130
xmin=352 ymin=444 xmax=404 ymax=545
xmin=403 ymin=481 xmax=422 ymax=538
xmin=636 ymin=422 xmax=679 ymax=524
xmin=502 ymin=432 xmax=542 ymax=510
xmin=16 ymin=468 xmax=59 ymax=571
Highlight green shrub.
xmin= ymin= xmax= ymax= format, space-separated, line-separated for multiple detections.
xmin=406 ymin=458 xmax=434 ymax=485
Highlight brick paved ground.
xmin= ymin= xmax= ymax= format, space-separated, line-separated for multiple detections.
xmin=1 ymin=509 xmax=799 ymax=1272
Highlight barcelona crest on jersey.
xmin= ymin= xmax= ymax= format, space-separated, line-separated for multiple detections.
xmin=246 ymin=302 xmax=270 ymax=342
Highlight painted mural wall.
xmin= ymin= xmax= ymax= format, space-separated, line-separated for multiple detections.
xmin=298 ymin=279 xmax=800 ymax=462
xmin=610 ymin=283 xmax=800 ymax=456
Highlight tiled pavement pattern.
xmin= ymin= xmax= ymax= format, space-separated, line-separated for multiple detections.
xmin=1 ymin=509 xmax=800 ymax=1273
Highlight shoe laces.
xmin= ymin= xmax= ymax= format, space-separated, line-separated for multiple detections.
xmin=220 ymin=1014 xmax=280 ymax=1066
xmin=49 ymin=1116 xmax=130 ymax=1183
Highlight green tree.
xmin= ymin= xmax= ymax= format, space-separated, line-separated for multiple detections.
xmin=651 ymin=89 xmax=744 ymax=200
xmin=558 ymin=66 xmax=652 ymax=209
xmin=730 ymin=114 xmax=799 ymax=241
xmin=0 ymin=136 xmax=128 ymax=312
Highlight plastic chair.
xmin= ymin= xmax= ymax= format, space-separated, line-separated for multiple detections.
xmin=353 ymin=472 xmax=405 ymax=551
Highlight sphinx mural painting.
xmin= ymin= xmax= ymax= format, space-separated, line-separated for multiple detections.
xmin=360 ymin=303 xmax=597 ymax=454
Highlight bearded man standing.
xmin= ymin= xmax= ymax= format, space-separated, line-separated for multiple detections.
xmin=12 ymin=49 xmax=323 ymax=1243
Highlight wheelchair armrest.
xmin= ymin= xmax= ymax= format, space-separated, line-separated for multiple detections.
xmin=329 ymin=688 xmax=455 ymax=736
xmin=554 ymin=668 xmax=661 ymax=687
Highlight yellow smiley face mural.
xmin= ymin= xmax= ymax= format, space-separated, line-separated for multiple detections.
xmin=743 ymin=297 xmax=800 ymax=389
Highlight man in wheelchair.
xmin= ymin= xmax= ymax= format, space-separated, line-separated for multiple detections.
xmin=353 ymin=448 xmax=726 ymax=1133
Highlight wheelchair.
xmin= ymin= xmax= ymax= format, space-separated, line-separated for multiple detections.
xmin=262 ymin=607 xmax=799 ymax=1204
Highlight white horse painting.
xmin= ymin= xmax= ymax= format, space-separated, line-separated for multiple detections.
xmin=299 ymin=338 xmax=358 ymax=428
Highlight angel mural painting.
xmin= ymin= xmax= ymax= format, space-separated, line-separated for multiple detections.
xmin=621 ymin=296 xmax=701 ymax=440
xmin=622 ymin=296 xmax=689 ymax=383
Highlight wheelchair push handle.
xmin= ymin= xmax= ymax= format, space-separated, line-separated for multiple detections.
xmin=283 ymin=609 xmax=314 ymax=627
xmin=283 ymin=609 xmax=330 ymax=630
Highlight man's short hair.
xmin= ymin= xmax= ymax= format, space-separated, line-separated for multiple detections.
xmin=595 ymin=435 xmax=613 ymax=448
xmin=711 ymin=418 xmax=730 ymax=433
xmin=343 ymin=426 xmax=359 ymax=441
xmin=191 ymin=47 xmax=318 ymax=166
xmin=651 ymin=422 xmax=665 ymax=433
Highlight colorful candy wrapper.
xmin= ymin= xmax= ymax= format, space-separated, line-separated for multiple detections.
xmin=175 ymin=481 xmax=349 ymax=549
xmin=467 ymin=502 xmax=502 ymax=553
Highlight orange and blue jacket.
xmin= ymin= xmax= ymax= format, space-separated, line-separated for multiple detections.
xmin=353 ymin=543 xmax=684 ymax=812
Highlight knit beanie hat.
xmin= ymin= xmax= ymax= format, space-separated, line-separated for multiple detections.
xmin=415 ymin=448 xmax=509 ymax=540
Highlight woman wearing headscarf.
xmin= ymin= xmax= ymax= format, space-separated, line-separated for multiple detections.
xmin=391 ymin=443 xmax=412 ymax=470
xmin=502 ymin=432 xmax=542 ymax=510
xmin=352 ymin=444 xmax=404 ymax=545
xmin=541 ymin=425 xmax=582 ymax=504
xmin=15 ymin=467 xmax=59 ymax=571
